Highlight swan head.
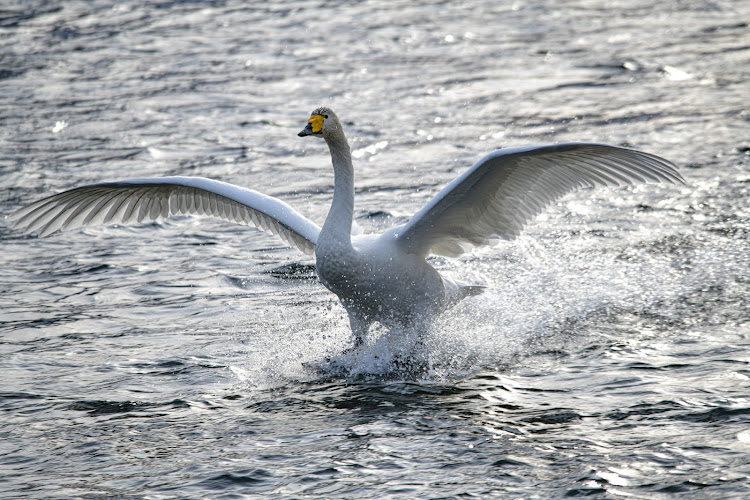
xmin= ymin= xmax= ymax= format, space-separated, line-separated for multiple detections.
xmin=298 ymin=107 xmax=341 ymax=139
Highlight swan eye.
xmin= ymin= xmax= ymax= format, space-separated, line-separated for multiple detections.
xmin=324 ymin=114 xmax=329 ymax=119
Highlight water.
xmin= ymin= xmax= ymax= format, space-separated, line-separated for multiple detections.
xmin=1 ymin=0 xmax=749 ymax=497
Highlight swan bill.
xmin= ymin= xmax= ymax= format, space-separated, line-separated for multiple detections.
xmin=298 ymin=114 xmax=325 ymax=136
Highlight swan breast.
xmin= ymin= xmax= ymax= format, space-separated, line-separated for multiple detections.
xmin=316 ymin=235 xmax=446 ymax=323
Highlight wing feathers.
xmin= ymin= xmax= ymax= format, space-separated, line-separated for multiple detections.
xmin=10 ymin=143 xmax=682 ymax=260
xmin=393 ymin=143 xmax=684 ymax=257
xmin=9 ymin=177 xmax=320 ymax=255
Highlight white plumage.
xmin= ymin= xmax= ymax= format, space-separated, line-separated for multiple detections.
xmin=10 ymin=177 xmax=319 ymax=254
xmin=8 ymin=107 xmax=684 ymax=350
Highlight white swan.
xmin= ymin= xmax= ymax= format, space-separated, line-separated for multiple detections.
xmin=8 ymin=107 xmax=684 ymax=348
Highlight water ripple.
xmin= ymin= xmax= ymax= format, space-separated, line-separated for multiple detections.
xmin=2 ymin=0 xmax=750 ymax=498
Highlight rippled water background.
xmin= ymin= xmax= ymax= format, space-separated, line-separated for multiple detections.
xmin=2 ymin=0 xmax=749 ymax=497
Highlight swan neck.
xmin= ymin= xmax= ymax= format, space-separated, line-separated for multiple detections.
xmin=321 ymin=133 xmax=354 ymax=245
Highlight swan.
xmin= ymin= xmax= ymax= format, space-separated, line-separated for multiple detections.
xmin=8 ymin=107 xmax=684 ymax=349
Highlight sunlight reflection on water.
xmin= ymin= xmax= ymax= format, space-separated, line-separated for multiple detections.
xmin=1 ymin=0 xmax=749 ymax=497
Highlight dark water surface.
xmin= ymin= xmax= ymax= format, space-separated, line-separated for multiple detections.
xmin=2 ymin=0 xmax=749 ymax=497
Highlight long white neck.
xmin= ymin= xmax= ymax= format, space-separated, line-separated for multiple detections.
xmin=320 ymin=132 xmax=354 ymax=247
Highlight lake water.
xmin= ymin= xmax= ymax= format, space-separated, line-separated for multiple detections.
xmin=2 ymin=0 xmax=749 ymax=497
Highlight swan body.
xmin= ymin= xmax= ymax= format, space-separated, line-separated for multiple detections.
xmin=8 ymin=107 xmax=684 ymax=349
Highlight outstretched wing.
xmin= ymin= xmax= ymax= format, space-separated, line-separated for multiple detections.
xmin=8 ymin=176 xmax=320 ymax=255
xmin=393 ymin=143 xmax=684 ymax=258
